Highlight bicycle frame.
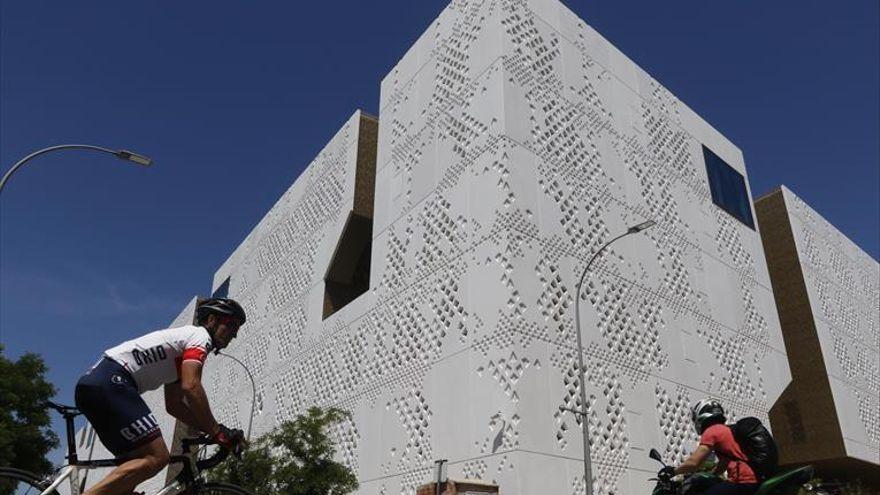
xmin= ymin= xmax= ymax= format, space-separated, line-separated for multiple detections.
xmin=41 ymin=461 xmax=192 ymax=495
xmin=45 ymin=404 xmax=200 ymax=495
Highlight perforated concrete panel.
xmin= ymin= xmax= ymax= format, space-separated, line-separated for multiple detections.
xmin=198 ymin=1 xmax=790 ymax=494
xmin=760 ymin=187 xmax=878 ymax=468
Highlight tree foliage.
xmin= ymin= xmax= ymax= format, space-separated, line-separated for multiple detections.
xmin=210 ymin=406 xmax=358 ymax=495
xmin=0 ymin=344 xmax=59 ymax=474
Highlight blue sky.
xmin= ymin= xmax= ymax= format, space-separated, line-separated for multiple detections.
xmin=1 ymin=0 xmax=877 ymax=464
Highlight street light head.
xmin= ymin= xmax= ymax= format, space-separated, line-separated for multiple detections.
xmin=627 ymin=219 xmax=657 ymax=234
xmin=115 ymin=150 xmax=153 ymax=167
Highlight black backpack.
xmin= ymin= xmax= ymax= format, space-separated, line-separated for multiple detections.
xmin=729 ymin=417 xmax=779 ymax=481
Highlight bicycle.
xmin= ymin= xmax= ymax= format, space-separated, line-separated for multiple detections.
xmin=0 ymin=401 xmax=253 ymax=495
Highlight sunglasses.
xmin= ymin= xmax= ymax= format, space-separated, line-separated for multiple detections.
xmin=219 ymin=316 xmax=242 ymax=332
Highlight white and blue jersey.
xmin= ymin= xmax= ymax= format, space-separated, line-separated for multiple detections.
xmin=104 ymin=325 xmax=213 ymax=393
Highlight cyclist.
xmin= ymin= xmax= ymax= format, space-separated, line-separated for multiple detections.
xmin=658 ymin=398 xmax=759 ymax=495
xmin=74 ymin=298 xmax=248 ymax=495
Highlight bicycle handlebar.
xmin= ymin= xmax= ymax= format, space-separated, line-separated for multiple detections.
xmin=197 ymin=447 xmax=231 ymax=471
xmin=180 ymin=435 xmax=239 ymax=472
xmin=181 ymin=436 xmax=214 ymax=448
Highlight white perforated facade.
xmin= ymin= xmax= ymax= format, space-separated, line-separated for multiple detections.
xmin=792 ymin=205 xmax=879 ymax=464
xmin=79 ymin=1 xmax=796 ymax=493
xmin=786 ymin=189 xmax=879 ymax=463
xmin=198 ymin=1 xmax=791 ymax=493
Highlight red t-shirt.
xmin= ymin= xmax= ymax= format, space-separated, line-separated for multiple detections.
xmin=700 ymin=424 xmax=758 ymax=483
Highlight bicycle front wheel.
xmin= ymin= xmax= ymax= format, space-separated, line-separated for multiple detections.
xmin=0 ymin=467 xmax=60 ymax=495
xmin=193 ymin=482 xmax=255 ymax=495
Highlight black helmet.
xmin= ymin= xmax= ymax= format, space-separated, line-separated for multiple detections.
xmin=691 ymin=398 xmax=726 ymax=434
xmin=197 ymin=298 xmax=246 ymax=325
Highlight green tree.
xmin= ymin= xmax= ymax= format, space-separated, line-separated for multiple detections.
xmin=0 ymin=344 xmax=59 ymax=474
xmin=211 ymin=407 xmax=358 ymax=495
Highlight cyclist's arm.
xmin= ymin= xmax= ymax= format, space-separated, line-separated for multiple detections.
xmin=164 ymin=381 xmax=200 ymax=426
xmin=675 ymin=444 xmax=712 ymax=475
xmin=179 ymin=360 xmax=221 ymax=437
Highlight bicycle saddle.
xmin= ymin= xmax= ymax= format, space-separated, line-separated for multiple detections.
xmin=46 ymin=400 xmax=82 ymax=416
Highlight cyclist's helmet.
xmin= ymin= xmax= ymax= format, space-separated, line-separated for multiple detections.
xmin=691 ymin=398 xmax=726 ymax=434
xmin=196 ymin=298 xmax=247 ymax=326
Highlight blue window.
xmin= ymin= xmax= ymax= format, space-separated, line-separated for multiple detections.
xmin=212 ymin=277 xmax=230 ymax=299
xmin=703 ymin=146 xmax=755 ymax=229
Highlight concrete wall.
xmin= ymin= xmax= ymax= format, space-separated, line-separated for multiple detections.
xmin=77 ymin=1 xmax=794 ymax=493
xmin=201 ymin=1 xmax=789 ymax=494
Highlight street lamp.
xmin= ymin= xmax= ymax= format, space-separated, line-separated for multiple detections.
xmin=562 ymin=219 xmax=656 ymax=494
xmin=0 ymin=144 xmax=152 ymax=196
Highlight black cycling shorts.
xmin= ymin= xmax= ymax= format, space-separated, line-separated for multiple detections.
xmin=74 ymin=358 xmax=162 ymax=456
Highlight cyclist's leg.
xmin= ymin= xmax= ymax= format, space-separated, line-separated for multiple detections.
xmin=82 ymin=436 xmax=170 ymax=495
xmin=75 ymin=358 xmax=167 ymax=495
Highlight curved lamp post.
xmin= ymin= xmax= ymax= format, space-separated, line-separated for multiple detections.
xmin=216 ymin=351 xmax=257 ymax=441
xmin=0 ymin=144 xmax=152 ymax=196
xmin=562 ymin=219 xmax=656 ymax=494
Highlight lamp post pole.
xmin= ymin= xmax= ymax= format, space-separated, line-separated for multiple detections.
xmin=565 ymin=219 xmax=656 ymax=494
xmin=0 ymin=144 xmax=152 ymax=196
xmin=216 ymin=351 xmax=257 ymax=441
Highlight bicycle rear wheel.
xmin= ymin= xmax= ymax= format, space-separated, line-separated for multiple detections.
xmin=0 ymin=467 xmax=60 ymax=495
xmin=193 ymin=481 xmax=255 ymax=495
